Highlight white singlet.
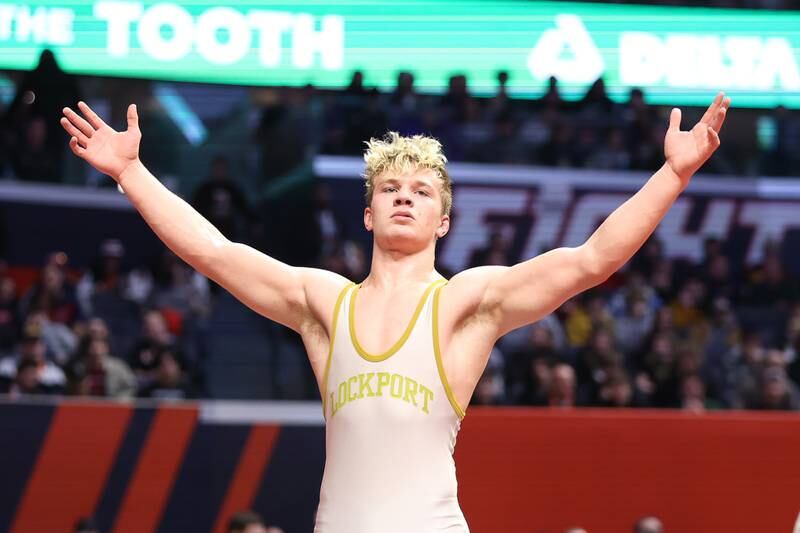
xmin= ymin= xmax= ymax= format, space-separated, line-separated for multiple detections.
xmin=314 ymin=279 xmax=469 ymax=533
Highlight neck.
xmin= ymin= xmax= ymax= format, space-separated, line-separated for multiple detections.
xmin=362 ymin=241 xmax=439 ymax=290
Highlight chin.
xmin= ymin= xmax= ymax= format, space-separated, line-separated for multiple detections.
xmin=375 ymin=230 xmax=428 ymax=252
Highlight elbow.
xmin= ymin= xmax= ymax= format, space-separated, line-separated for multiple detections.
xmin=187 ymin=237 xmax=230 ymax=278
xmin=578 ymin=245 xmax=615 ymax=286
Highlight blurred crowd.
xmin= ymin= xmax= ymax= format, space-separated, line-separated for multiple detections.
xmin=2 ymin=48 xmax=800 ymax=189
xmin=469 ymin=234 xmax=800 ymax=412
xmin=0 ymin=244 xmax=209 ymax=400
xmin=211 ymin=70 xmax=800 ymax=180
xmin=0 ymin=19 xmax=800 ymax=410
xmin=2 ymin=208 xmax=800 ymax=413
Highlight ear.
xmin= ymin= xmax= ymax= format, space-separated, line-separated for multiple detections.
xmin=436 ymin=214 xmax=450 ymax=239
xmin=364 ymin=207 xmax=373 ymax=232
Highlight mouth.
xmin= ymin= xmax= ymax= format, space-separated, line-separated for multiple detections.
xmin=391 ymin=211 xmax=415 ymax=220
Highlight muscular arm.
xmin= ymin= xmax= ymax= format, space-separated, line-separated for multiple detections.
xmin=118 ymin=161 xmax=346 ymax=330
xmin=62 ymin=102 xmax=348 ymax=333
xmin=447 ymin=93 xmax=731 ymax=340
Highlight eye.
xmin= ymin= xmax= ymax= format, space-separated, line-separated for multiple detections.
xmin=384 ymin=186 xmax=397 ymax=192
xmin=415 ymin=190 xmax=430 ymax=197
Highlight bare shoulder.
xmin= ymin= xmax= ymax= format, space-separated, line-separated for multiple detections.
xmin=439 ymin=265 xmax=507 ymax=333
xmin=297 ymin=267 xmax=354 ymax=334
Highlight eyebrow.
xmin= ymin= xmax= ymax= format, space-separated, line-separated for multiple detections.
xmin=381 ymin=178 xmax=434 ymax=189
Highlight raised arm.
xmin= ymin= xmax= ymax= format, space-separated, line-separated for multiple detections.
xmin=448 ymin=93 xmax=731 ymax=338
xmin=60 ymin=102 xmax=348 ymax=332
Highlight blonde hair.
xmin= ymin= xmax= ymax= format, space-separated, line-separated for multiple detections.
xmin=363 ymin=132 xmax=452 ymax=216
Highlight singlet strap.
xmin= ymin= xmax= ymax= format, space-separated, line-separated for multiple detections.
xmin=321 ymin=282 xmax=356 ymax=419
xmin=432 ymin=282 xmax=466 ymax=420
xmin=350 ymin=279 xmax=447 ymax=363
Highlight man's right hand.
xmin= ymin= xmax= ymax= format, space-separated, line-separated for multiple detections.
xmin=60 ymin=101 xmax=141 ymax=180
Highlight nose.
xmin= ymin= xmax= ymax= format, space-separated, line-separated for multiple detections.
xmin=393 ymin=192 xmax=413 ymax=206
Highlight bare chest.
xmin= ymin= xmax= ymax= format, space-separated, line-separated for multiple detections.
xmin=352 ymin=290 xmax=427 ymax=355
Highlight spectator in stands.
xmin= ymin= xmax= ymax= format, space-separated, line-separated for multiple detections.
xmin=680 ymin=373 xmax=706 ymax=412
xmin=128 ymin=309 xmax=179 ymax=387
xmin=740 ymin=248 xmax=796 ymax=309
xmin=387 ymin=71 xmax=425 ymax=136
xmin=558 ymin=296 xmax=592 ymax=351
xmin=630 ymin=236 xmax=665 ymax=281
xmin=598 ymin=367 xmax=634 ymax=408
xmin=23 ymin=310 xmax=77 ymax=366
xmin=3 ymin=49 xmax=80 ymax=183
xmin=702 ymin=297 xmax=740 ymax=406
xmin=137 ymin=347 xmax=195 ymax=400
xmin=587 ymin=128 xmax=631 ymax=170
xmin=1 ymin=359 xmax=49 ymax=396
xmin=761 ymin=104 xmax=800 ymax=176
xmin=756 ymin=367 xmax=800 ymax=410
xmin=506 ymin=323 xmax=558 ymax=405
xmin=700 ymin=252 xmax=735 ymax=308
xmin=471 ymin=348 xmax=507 ymax=406
xmin=548 ymin=363 xmax=577 ymax=407
xmin=84 ymin=316 xmax=112 ymax=343
xmin=575 ymin=327 xmax=623 ymax=405
xmin=149 ymin=249 xmax=211 ymax=320
xmin=731 ymin=331 xmax=767 ymax=409
xmin=9 ymin=116 xmax=61 ymax=182
xmin=0 ymin=323 xmax=65 ymax=394
xmin=227 ymin=511 xmax=269 ymax=533
xmin=254 ymin=89 xmax=305 ymax=184
xmin=313 ymin=183 xmax=346 ymax=261
xmin=0 ymin=271 xmax=20 ymax=355
xmin=536 ymin=75 xmax=565 ymax=111
xmin=486 ymin=70 xmax=511 ymax=121
xmin=578 ymin=77 xmax=614 ymax=120
xmin=68 ymin=337 xmax=136 ymax=399
xmin=613 ymin=288 xmax=655 ymax=357
xmin=634 ymin=515 xmax=663 ymax=533
xmin=636 ymin=331 xmax=679 ymax=407
xmin=320 ymin=239 xmax=368 ymax=282
xmin=668 ymin=279 xmax=707 ymax=333
xmin=339 ymin=88 xmax=389 ymax=155
xmin=539 ymin=121 xmax=576 ymax=167
xmin=345 ymin=70 xmax=367 ymax=96
xmin=20 ymin=261 xmax=80 ymax=324
xmin=76 ymin=238 xmax=152 ymax=317
xmin=191 ymin=156 xmax=254 ymax=243
xmin=468 ymin=228 xmax=513 ymax=267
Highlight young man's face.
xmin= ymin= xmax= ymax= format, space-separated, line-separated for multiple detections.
xmin=364 ymin=169 xmax=449 ymax=252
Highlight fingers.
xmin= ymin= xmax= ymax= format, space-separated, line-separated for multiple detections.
xmin=126 ymin=103 xmax=139 ymax=131
xmin=62 ymin=106 xmax=94 ymax=138
xmin=699 ymin=92 xmax=724 ymax=125
xmin=709 ymin=105 xmax=727 ymax=133
xmin=68 ymin=137 xmax=86 ymax=157
xmin=707 ymin=127 xmax=720 ymax=148
xmin=709 ymin=96 xmax=731 ymax=133
xmin=77 ymin=101 xmax=108 ymax=130
xmin=668 ymin=108 xmax=681 ymax=132
xmin=60 ymin=117 xmax=89 ymax=147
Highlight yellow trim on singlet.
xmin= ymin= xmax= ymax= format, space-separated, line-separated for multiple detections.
xmin=432 ymin=282 xmax=466 ymax=420
xmin=321 ymin=282 xmax=356 ymax=420
xmin=349 ymin=279 xmax=446 ymax=363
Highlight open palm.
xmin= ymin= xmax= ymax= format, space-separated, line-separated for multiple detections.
xmin=60 ymin=102 xmax=141 ymax=179
xmin=664 ymin=92 xmax=731 ymax=185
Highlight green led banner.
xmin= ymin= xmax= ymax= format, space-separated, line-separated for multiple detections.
xmin=1 ymin=0 xmax=799 ymax=107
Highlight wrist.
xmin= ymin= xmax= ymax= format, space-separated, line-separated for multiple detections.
xmin=660 ymin=161 xmax=690 ymax=192
xmin=116 ymin=159 xmax=143 ymax=188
